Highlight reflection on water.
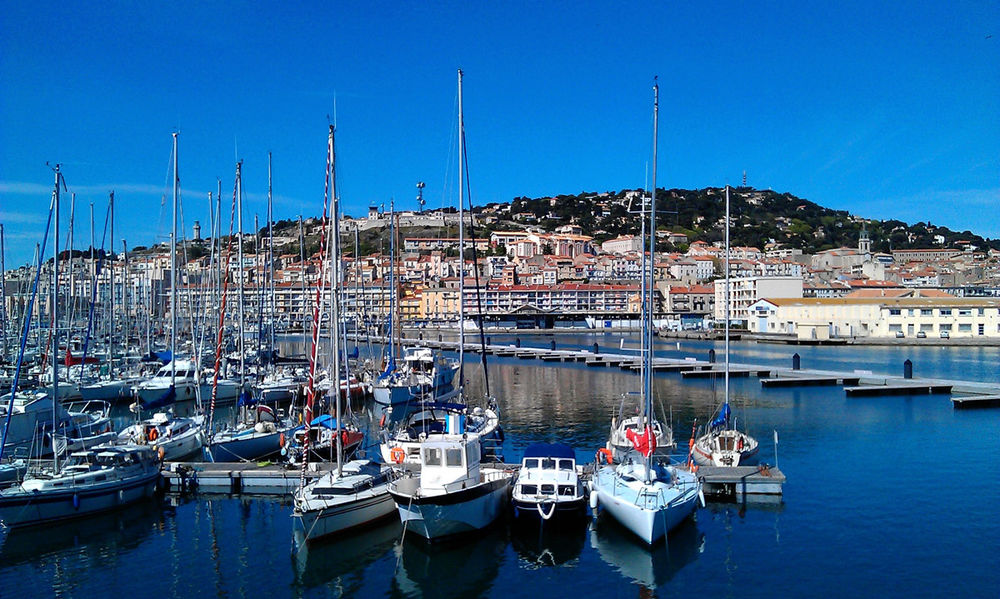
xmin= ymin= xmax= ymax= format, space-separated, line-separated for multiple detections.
xmin=590 ymin=516 xmax=704 ymax=590
xmin=392 ymin=524 xmax=509 ymax=599
xmin=292 ymin=518 xmax=402 ymax=593
xmin=510 ymin=518 xmax=586 ymax=569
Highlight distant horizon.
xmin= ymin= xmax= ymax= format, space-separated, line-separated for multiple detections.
xmin=3 ymin=2 xmax=997 ymax=268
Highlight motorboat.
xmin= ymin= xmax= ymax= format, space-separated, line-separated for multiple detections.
xmin=511 ymin=443 xmax=586 ymax=523
xmin=388 ymin=434 xmax=512 ymax=540
xmin=379 ymin=399 xmax=502 ymax=467
xmin=115 ymin=411 xmax=206 ymax=461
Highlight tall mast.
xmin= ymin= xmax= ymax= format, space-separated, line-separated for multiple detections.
xmin=267 ymin=152 xmax=276 ymax=354
xmin=170 ymin=133 xmax=178 ymax=387
xmin=643 ymin=79 xmax=659 ymax=480
xmin=329 ymin=125 xmax=343 ymax=476
xmin=51 ymin=164 xmax=61 ymax=470
xmin=298 ymin=216 xmax=306 ymax=335
xmin=109 ymin=191 xmax=115 ymax=375
xmin=68 ymin=194 xmax=75 ymax=331
xmin=457 ymin=68 xmax=465 ymax=381
xmin=0 ymin=223 xmax=7 ymax=359
xmin=122 ymin=239 xmax=129 ymax=358
xmin=724 ymin=185 xmax=731 ymax=419
xmin=236 ymin=161 xmax=246 ymax=390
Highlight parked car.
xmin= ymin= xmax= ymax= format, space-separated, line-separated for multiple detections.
xmin=940 ymin=330 xmax=950 ymax=339
xmin=916 ymin=331 xmax=927 ymax=338
xmin=895 ymin=331 xmax=905 ymax=338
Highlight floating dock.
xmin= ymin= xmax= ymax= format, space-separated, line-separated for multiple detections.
xmin=845 ymin=383 xmax=953 ymax=397
xmin=761 ymin=375 xmax=861 ymax=387
xmin=951 ymin=394 xmax=1000 ymax=408
xmin=695 ymin=465 xmax=786 ymax=499
xmin=161 ymin=461 xmax=328 ymax=495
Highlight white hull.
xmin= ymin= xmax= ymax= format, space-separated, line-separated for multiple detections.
xmin=390 ymin=475 xmax=510 ymax=540
xmin=0 ymin=474 xmax=159 ymax=528
xmin=592 ymin=464 xmax=701 ymax=545
xmin=293 ymin=491 xmax=396 ymax=543
xmin=692 ymin=430 xmax=759 ymax=468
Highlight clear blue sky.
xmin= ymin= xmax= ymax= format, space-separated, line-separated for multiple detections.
xmin=2 ymin=1 xmax=997 ymax=267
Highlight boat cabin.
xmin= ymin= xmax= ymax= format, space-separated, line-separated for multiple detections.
xmin=419 ymin=436 xmax=481 ymax=491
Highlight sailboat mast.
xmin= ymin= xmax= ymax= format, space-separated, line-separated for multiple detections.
xmin=171 ymin=133 xmax=178 ymax=387
xmin=457 ymin=68 xmax=465 ymax=379
xmin=68 ymin=194 xmax=75 ymax=333
xmin=109 ymin=191 xmax=115 ymax=375
xmin=298 ymin=216 xmax=306 ymax=335
xmin=236 ymin=161 xmax=246 ymax=389
xmin=0 ymin=224 xmax=6 ymax=359
xmin=51 ymin=164 xmax=61 ymax=470
xmin=724 ymin=185 xmax=731 ymax=420
xmin=329 ymin=126 xmax=343 ymax=476
xmin=267 ymin=153 xmax=276 ymax=354
xmin=122 ymin=240 xmax=129 ymax=357
xmin=645 ymin=79 xmax=658 ymax=436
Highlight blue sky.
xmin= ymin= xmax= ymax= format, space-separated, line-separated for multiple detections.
xmin=1 ymin=2 xmax=997 ymax=267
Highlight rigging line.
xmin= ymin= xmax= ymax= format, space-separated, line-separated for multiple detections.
xmin=460 ymin=124 xmax=490 ymax=399
xmin=79 ymin=199 xmax=112 ymax=365
xmin=207 ymin=171 xmax=240 ymax=441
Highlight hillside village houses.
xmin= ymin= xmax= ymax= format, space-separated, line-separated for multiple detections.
xmin=5 ymin=202 xmax=1000 ymax=339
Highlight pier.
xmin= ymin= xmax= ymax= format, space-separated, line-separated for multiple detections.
xmin=354 ymin=334 xmax=1000 ymax=405
xmin=695 ymin=465 xmax=786 ymax=499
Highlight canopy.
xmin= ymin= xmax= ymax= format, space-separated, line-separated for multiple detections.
xmin=310 ymin=414 xmax=346 ymax=430
xmin=523 ymin=443 xmax=575 ymax=460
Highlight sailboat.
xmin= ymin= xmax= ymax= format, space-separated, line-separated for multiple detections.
xmin=387 ymin=69 xmax=513 ymax=541
xmin=590 ymin=79 xmax=702 ymax=545
xmin=0 ymin=166 xmax=162 ymax=531
xmin=115 ymin=134 xmax=206 ymax=460
xmin=692 ymin=185 xmax=759 ymax=467
xmin=291 ymin=124 xmax=396 ymax=546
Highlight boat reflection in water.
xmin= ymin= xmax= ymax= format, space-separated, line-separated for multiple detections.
xmin=590 ymin=516 xmax=705 ymax=590
xmin=510 ymin=517 xmax=586 ymax=569
xmin=292 ymin=517 xmax=401 ymax=591
xmin=0 ymin=498 xmax=162 ymax=568
xmin=392 ymin=523 xmax=508 ymax=599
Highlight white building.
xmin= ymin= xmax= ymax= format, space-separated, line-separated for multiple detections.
xmin=714 ymin=276 xmax=803 ymax=323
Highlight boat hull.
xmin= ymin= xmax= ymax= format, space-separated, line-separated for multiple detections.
xmin=0 ymin=473 xmax=159 ymax=529
xmin=389 ymin=476 xmax=510 ymax=540
xmin=292 ymin=490 xmax=396 ymax=545
xmin=210 ymin=429 xmax=285 ymax=462
xmin=512 ymin=497 xmax=587 ymax=523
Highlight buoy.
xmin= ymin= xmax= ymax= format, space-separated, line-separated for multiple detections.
xmin=596 ymin=447 xmax=613 ymax=465
xmin=157 ymin=447 xmax=165 ymax=461
xmin=279 ymin=433 xmax=285 ymax=447
xmin=390 ymin=446 xmax=405 ymax=464
xmin=72 ymin=493 xmax=80 ymax=510
xmin=379 ymin=413 xmax=387 ymax=428
xmin=589 ymin=490 xmax=599 ymax=515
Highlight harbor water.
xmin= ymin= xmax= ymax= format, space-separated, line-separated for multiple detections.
xmin=1 ymin=333 xmax=998 ymax=598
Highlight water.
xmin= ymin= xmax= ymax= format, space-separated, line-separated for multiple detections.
xmin=2 ymin=335 xmax=998 ymax=598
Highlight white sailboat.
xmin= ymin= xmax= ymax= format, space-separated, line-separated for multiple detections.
xmin=591 ymin=79 xmax=702 ymax=545
xmin=291 ymin=125 xmax=396 ymax=546
xmin=692 ymin=186 xmax=759 ymax=467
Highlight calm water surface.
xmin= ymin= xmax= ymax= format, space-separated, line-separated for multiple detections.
xmin=1 ymin=334 xmax=998 ymax=598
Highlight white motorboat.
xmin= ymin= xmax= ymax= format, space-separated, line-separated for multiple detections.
xmin=133 ymin=359 xmax=241 ymax=409
xmin=116 ymin=411 xmax=206 ymax=461
xmin=0 ymin=445 xmax=161 ymax=529
xmin=388 ymin=434 xmax=512 ymax=540
xmin=379 ymin=399 xmax=501 ymax=467
xmin=511 ymin=443 xmax=586 ymax=523
xmin=291 ymin=458 xmax=396 ymax=546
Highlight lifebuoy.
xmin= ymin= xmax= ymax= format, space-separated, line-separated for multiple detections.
xmin=596 ymin=447 xmax=613 ymax=465
xmin=390 ymin=447 xmax=405 ymax=464
xmin=279 ymin=433 xmax=285 ymax=447
xmin=148 ymin=428 xmax=158 ymax=442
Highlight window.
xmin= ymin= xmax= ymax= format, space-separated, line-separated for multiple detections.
xmin=978 ymin=324 xmax=985 ymax=336
xmin=540 ymin=484 xmax=556 ymax=496
xmin=939 ymin=324 xmax=952 ymax=332
xmin=424 ymin=448 xmax=441 ymax=466
xmin=559 ymin=485 xmax=575 ymax=496
xmin=939 ymin=309 xmax=952 ymax=316
xmin=524 ymin=458 xmax=539 ymax=469
xmin=542 ymin=458 xmax=556 ymax=470
xmin=558 ymin=459 xmax=574 ymax=471
xmin=889 ymin=309 xmax=901 ymax=316
xmin=958 ymin=309 xmax=972 ymax=316
xmin=978 ymin=308 xmax=985 ymax=316
xmin=921 ymin=309 xmax=932 ymax=316
xmin=521 ymin=484 xmax=537 ymax=495
xmin=959 ymin=323 xmax=972 ymax=332
xmin=446 ymin=448 xmax=463 ymax=467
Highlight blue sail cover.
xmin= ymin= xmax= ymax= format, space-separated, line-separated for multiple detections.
xmin=710 ymin=403 xmax=731 ymax=430
xmin=310 ymin=414 xmax=345 ymax=430
xmin=140 ymin=385 xmax=177 ymax=411
xmin=236 ymin=390 xmax=255 ymax=407
xmin=523 ymin=443 xmax=575 ymax=460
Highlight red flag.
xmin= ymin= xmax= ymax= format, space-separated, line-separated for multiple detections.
xmin=626 ymin=426 xmax=657 ymax=458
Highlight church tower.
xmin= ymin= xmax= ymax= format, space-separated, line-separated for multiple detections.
xmin=858 ymin=223 xmax=871 ymax=257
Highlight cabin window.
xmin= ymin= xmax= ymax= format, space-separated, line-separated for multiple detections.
xmin=558 ymin=459 xmax=574 ymax=470
xmin=524 ymin=458 xmax=539 ymax=469
xmin=446 ymin=448 xmax=463 ymax=467
xmin=424 ymin=448 xmax=442 ymax=466
xmin=521 ymin=484 xmax=537 ymax=495
xmin=559 ymin=485 xmax=575 ymax=496
xmin=540 ymin=484 xmax=556 ymax=495
xmin=542 ymin=458 xmax=556 ymax=470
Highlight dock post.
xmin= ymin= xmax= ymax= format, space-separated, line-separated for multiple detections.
xmin=487 ymin=336 xmax=491 ymax=346
xmin=438 ymin=334 xmax=442 ymax=342
xmin=792 ymin=353 xmax=800 ymax=371
xmin=516 ymin=337 xmax=521 ymax=348
xmin=419 ymin=333 xmax=423 ymax=340
xmin=593 ymin=342 xmax=599 ymax=354
xmin=903 ymin=359 xmax=913 ymax=379
xmin=708 ymin=349 xmax=716 ymax=364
